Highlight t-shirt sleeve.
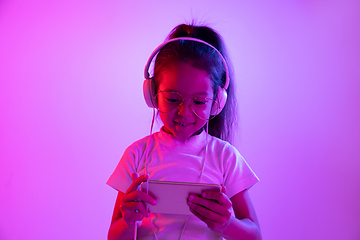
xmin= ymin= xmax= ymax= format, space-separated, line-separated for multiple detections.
xmin=223 ymin=144 xmax=260 ymax=198
xmin=106 ymin=144 xmax=139 ymax=193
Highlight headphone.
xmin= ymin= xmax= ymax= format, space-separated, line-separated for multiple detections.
xmin=143 ymin=37 xmax=230 ymax=116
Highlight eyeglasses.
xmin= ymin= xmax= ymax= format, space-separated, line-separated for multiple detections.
xmin=154 ymin=91 xmax=219 ymax=120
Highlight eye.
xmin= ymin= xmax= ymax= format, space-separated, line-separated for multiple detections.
xmin=160 ymin=92 xmax=182 ymax=104
xmin=193 ymin=98 xmax=208 ymax=106
xmin=166 ymin=97 xmax=181 ymax=103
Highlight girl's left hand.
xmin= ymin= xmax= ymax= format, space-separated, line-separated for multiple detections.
xmin=187 ymin=186 xmax=232 ymax=233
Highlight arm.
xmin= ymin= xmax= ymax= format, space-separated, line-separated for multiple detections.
xmin=188 ymin=188 xmax=262 ymax=240
xmin=108 ymin=191 xmax=134 ymax=240
xmin=108 ymin=173 xmax=157 ymax=240
xmin=224 ymin=189 xmax=261 ymax=240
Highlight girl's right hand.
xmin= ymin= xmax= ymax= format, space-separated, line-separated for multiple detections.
xmin=119 ymin=172 xmax=157 ymax=228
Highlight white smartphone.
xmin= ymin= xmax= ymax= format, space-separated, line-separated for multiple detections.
xmin=141 ymin=180 xmax=221 ymax=215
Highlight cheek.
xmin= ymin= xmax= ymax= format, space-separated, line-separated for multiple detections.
xmin=157 ymin=99 xmax=168 ymax=112
xmin=159 ymin=112 xmax=173 ymax=124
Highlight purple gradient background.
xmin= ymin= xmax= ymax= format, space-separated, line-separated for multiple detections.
xmin=1 ymin=0 xmax=359 ymax=239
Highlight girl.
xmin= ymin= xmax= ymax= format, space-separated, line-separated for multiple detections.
xmin=107 ymin=24 xmax=261 ymax=240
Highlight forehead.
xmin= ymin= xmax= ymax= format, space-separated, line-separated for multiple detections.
xmin=157 ymin=61 xmax=213 ymax=96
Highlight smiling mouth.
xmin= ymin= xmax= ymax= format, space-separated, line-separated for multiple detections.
xmin=175 ymin=122 xmax=192 ymax=127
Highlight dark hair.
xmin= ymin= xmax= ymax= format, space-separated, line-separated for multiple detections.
xmin=153 ymin=24 xmax=238 ymax=143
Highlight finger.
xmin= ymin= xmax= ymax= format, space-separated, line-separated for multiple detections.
xmin=122 ymin=209 xmax=147 ymax=226
xmin=188 ymin=199 xmax=229 ymax=224
xmin=189 ymin=206 xmax=209 ymax=223
xmin=189 ymin=206 xmax=230 ymax=232
xmin=132 ymin=172 xmax=140 ymax=180
xmin=202 ymin=191 xmax=232 ymax=209
xmin=188 ymin=194 xmax=231 ymax=218
xmin=121 ymin=200 xmax=150 ymax=218
xmin=221 ymin=185 xmax=226 ymax=194
xmin=126 ymin=174 xmax=149 ymax=194
xmin=131 ymin=173 xmax=140 ymax=192
xmin=122 ymin=190 xmax=157 ymax=206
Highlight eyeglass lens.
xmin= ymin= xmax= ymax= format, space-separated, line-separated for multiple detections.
xmin=155 ymin=92 xmax=219 ymax=120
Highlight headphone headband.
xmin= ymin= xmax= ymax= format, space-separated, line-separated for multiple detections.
xmin=144 ymin=37 xmax=229 ymax=90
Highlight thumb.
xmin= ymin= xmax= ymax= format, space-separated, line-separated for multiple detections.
xmin=132 ymin=172 xmax=140 ymax=181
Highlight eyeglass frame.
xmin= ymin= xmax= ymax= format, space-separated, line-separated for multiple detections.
xmin=153 ymin=91 xmax=220 ymax=120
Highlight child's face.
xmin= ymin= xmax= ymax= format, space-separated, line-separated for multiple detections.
xmin=157 ymin=61 xmax=214 ymax=140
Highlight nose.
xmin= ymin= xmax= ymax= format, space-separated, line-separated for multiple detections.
xmin=177 ymin=98 xmax=193 ymax=117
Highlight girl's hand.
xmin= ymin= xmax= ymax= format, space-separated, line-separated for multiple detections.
xmin=119 ymin=173 xmax=157 ymax=228
xmin=187 ymin=186 xmax=232 ymax=233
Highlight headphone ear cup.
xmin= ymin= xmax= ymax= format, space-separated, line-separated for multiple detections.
xmin=211 ymin=86 xmax=227 ymax=116
xmin=143 ymin=78 xmax=157 ymax=108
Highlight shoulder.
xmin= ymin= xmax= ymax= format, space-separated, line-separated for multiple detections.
xmin=124 ymin=132 xmax=159 ymax=155
xmin=207 ymin=134 xmax=249 ymax=170
xmin=208 ymin=134 xmax=240 ymax=156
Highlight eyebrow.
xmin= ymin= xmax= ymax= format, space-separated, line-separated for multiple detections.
xmin=160 ymin=88 xmax=211 ymax=97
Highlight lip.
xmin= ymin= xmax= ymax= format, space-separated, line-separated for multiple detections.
xmin=174 ymin=121 xmax=193 ymax=127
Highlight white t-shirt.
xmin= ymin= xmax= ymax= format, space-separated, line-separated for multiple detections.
xmin=107 ymin=128 xmax=259 ymax=239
